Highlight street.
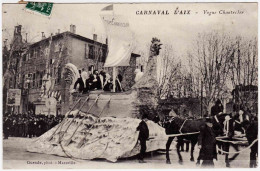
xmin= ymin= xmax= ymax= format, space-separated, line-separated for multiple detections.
xmin=3 ymin=137 xmax=252 ymax=169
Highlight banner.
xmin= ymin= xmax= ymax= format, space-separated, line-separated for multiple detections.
xmin=7 ymin=89 xmax=21 ymax=106
xmin=27 ymin=113 xmax=168 ymax=162
xmin=100 ymin=14 xmax=134 ymax=67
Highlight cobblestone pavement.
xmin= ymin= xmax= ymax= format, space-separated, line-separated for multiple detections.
xmin=3 ymin=137 xmax=253 ymax=169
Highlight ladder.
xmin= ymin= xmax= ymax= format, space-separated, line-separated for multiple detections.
xmin=63 ymin=95 xmax=100 ymax=146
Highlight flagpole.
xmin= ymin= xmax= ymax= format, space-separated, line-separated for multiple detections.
xmin=112 ymin=4 xmax=114 ymax=16
xmin=112 ymin=66 xmax=116 ymax=92
xmin=111 ymin=4 xmax=116 ymax=93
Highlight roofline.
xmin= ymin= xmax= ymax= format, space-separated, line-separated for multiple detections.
xmin=29 ymin=31 xmax=107 ymax=48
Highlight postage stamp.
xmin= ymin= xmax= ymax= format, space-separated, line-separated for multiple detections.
xmin=25 ymin=2 xmax=53 ymax=16
xmin=2 ymin=1 xmax=258 ymax=169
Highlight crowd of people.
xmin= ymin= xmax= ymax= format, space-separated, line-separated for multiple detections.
xmin=3 ymin=113 xmax=64 ymax=139
xmin=73 ymin=69 xmax=123 ymax=93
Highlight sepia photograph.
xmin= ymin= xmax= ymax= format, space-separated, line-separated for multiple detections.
xmin=2 ymin=1 xmax=258 ymax=169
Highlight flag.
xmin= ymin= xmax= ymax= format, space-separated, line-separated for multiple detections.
xmin=100 ymin=4 xmax=114 ymax=16
xmin=100 ymin=13 xmax=134 ymax=67
xmin=101 ymin=4 xmax=113 ymax=11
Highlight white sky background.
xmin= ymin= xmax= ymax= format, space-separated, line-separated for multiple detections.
xmin=2 ymin=3 xmax=258 ymax=66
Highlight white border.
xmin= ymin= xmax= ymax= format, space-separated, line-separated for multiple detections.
xmin=0 ymin=1 xmax=259 ymax=171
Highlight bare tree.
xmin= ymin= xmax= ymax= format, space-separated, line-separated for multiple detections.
xmin=189 ymin=31 xmax=235 ymax=113
xmin=230 ymin=37 xmax=258 ymax=111
xmin=157 ymin=44 xmax=182 ymax=99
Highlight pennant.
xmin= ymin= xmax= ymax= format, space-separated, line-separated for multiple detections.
xmin=101 ymin=4 xmax=113 ymax=11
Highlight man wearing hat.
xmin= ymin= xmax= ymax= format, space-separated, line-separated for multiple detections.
xmin=197 ymin=117 xmax=217 ymax=167
xmin=211 ymin=99 xmax=224 ymax=116
xmin=136 ymin=114 xmax=149 ymax=163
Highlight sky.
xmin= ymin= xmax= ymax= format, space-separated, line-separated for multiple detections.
xmin=2 ymin=3 xmax=258 ymax=65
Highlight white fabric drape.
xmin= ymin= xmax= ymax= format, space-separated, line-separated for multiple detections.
xmin=100 ymin=14 xmax=134 ymax=67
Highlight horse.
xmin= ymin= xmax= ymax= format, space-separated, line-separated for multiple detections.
xmin=241 ymin=118 xmax=258 ymax=168
xmin=164 ymin=114 xmax=231 ymax=165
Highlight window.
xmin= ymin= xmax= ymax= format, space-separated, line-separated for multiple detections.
xmin=23 ymin=74 xmax=27 ymax=88
xmin=32 ymin=73 xmax=36 ymax=87
xmin=44 ymin=47 xmax=49 ymax=56
xmin=28 ymin=52 xmax=31 ymax=60
xmin=39 ymin=47 xmax=43 ymax=58
xmin=9 ymin=77 xmax=13 ymax=88
xmin=98 ymin=48 xmax=103 ymax=62
xmin=39 ymin=73 xmax=43 ymax=87
xmin=54 ymin=42 xmax=62 ymax=53
xmin=33 ymin=49 xmax=37 ymax=58
xmin=27 ymin=73 xmax=32 ymax=79
xmin=89 ymin=45 xmax=94 ymax=59
xmin=23 ymin=54 xmax=27 ymax=61
xmin=50 ymin=59 xmax=55 ymax=65
xmin=22 ymin=74 xmax=25 ymax=84
xmin=54 ymin=43 xmax=60 ymax=52
xmin=57 ymin=65 xmax=61 ymax=84
xmin=102 ymin=48 xmax=107 ymax=62
xmin=85 ymin=44 xmax=89 ymax=59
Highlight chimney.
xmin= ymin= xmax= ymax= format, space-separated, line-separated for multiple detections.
xmin=93 ymin=34 xmax=97 ymax=41
xmin=70 ymin=24 xmax=73 ymax=32
xmin=25 ymin=33 xmax=28 ymax=43
xmin=41 ymin=32 xmax=46 ymax=39
xmin=16 ymin=25 xmax=22 ymax=34
xmin=105 ymin=38 xmax=108 ymax=44
xmin=73 ymin=25 xmax=76 ymax=33
xmin=70 ymin=24 xmax=76 ymax=33
xmin=14 ymin=25 xmax=22 ymax=36
xmin=58 ymin=29 xmax=60 ymax=34
xmin=4 ymin=39 xmax=7 ymax=47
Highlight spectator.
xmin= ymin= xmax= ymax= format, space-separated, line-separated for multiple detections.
xmin=99 ymin=71 xmax=106 ymax=90
xmin=197 ymin=117 xmax=217 ymax=167
xmin=136 ymin=114 xmax=149 ymax=163
xmin=115 ymin=74 xmax=123 ymax=92
xmin=152 ymin=114 xmax=160 ymax=124
xmin=3 ymin=113 xmax=64 ymax=138
xmin=73 ymin=70 xmax=85 ymax=93
xmin=93 ymin=70 xmax=102 ymax=90
xmin=211 ymin=99 xmax=223 ymax=116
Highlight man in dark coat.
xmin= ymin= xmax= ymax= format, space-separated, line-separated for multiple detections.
xmin=93 ymin=70 xmax=102 ymax=90
xmin=211 ymin=99 xmax=223 ymax=116
xmin=28 ymin=118 xmax=34 ymax=138
xmin=3 ymin=117 xmax=11 ymax=139
xmin=242 ymin=120 xmax=258 ymax=168
xmin=23 ymin=118 xmax=29 ymax=137
xmin=73 ymin=70 xmax=85 ymax=93
xmin=115 ymin=74 xmax=123 ymax=92
xmin=152 ymin=114 xmax=160 ymax=124
xmin=198 ymin=117 xmax=217 ymax=167
xmin=136 ymin=114 xmax=149 ymax=163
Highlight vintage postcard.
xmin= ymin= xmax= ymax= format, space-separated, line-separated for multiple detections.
xmin=2 ymin=1 xmax=258 ymax=169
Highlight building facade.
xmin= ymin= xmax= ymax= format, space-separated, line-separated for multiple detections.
xmin=4 ymin=25 xmax=140 ymax=116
